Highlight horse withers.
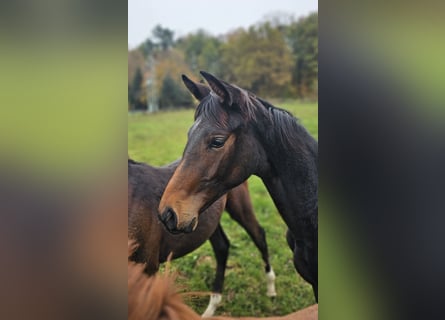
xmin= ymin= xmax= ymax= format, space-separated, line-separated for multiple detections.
xmin=158 ymin=72 xmax=318 ymax=300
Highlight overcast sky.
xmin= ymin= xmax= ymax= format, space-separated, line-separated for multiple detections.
xmin=128 ymin=0 xmax=318 ymax=48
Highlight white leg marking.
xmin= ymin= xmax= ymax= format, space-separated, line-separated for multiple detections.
xmin=266 ymin=268 xmax=277 ymax=297
xmin=201 ymin=293 xmax=222 ymax=317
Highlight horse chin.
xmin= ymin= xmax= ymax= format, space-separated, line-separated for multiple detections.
xmin=166 ymin=228 xmax=182 ymax=235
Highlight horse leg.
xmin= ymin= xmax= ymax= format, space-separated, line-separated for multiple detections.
xmin=286 ymin=229 xmax=318 ymax=301
xmin=225 ymin=182 xmax=276 ymax=297
xmin=202 ymin=224 xmax=229 ymax=317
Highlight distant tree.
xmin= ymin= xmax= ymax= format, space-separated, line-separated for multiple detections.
xmin=129 ymin=12 xmax=318 ymax=104
xmin=176 ymin=30 xmax=222 ymax=75
xmin=220 ymin=23 xmax=294 ymax=97
xmin=129 ymin=67 xmax=146 ymax=110
xmin=128 ymin=49 xmax=145 ymax=88
xmin=197 ymin=37 xmax=221 ymax=75
xmin=152 ymin=25 xmax=174 ymax=51
xmin=159 ymin=74 xmax=193 ymax=109
xmin=153 ymin=49 xmax=194 ymax=99
xmin=286 ymin=12 xmax=318 ymax=99
xmin=139 ymin=38 xmax=156 ymax=58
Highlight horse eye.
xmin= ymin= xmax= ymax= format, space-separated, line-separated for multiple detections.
xmin=209 ymin=137 xmax=226 ymax=149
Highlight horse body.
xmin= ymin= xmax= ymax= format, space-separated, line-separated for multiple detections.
xmin=158 ymin=72 xmax=318 ymax=299
xmin=128 ymin=158 xmax=275 ymax=316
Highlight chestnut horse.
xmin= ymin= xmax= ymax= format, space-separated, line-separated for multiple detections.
xmin=128 ymin=158 xmax=276 ymax=316
xmin=159 ymin=72 xmax=318 ymax=300
xmin=128 ymin=240 xmax=317 ymax=320
xmin=128 ymin=240 xmax=201 ymax=320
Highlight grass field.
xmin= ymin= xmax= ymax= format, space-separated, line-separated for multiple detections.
xmin=128 ymin=100 xmax=318 ymax=317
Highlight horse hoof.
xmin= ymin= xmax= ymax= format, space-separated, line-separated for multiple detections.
xmin=267 ymin=290 xmax=277 ymax=297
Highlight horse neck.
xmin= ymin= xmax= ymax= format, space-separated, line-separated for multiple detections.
xmin=253 ymin=116 xmax=318 ymax=234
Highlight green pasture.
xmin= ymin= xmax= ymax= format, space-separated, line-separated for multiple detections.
xmin=128 ymin=100 xmax=318 ymax=317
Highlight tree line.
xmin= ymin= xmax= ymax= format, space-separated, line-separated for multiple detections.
xmin=128 ymin=12 xmax=317 ymax=111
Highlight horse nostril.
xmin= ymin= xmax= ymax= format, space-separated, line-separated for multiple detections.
xmin=161 ymin=208 xmax=178 ymax=231
xmin=184 ymin=217 xmax=197 ymax=233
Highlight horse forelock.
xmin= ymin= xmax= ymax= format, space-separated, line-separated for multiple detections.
xmin=195 ymin=94 xmax=230 ymax=129
xmin=195 ymin=90 xmax=260 ymax=130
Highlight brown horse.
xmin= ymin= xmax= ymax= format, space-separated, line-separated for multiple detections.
xmin=159 ymin=72 xmax=318 ymax=300
xmin=128 ymin=241 xmax=317 ymax=320
xmin=128 ymin=158 xmax=276 ymax=316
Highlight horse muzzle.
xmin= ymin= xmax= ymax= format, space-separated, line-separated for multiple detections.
xmin=159 ymin=208 xmax=197 ymax=234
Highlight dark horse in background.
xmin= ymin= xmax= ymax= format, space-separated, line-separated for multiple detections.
xmin=158 ymin=72 xmax=318 ymax=300
xmin=128 ymin=158 xmax=276 ymax=317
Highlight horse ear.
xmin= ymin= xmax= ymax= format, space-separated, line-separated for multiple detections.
xmin=182 ymin=74 xmax=210 ymax=101
xmin=200 ymin=71 xmax=236 ymax=106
